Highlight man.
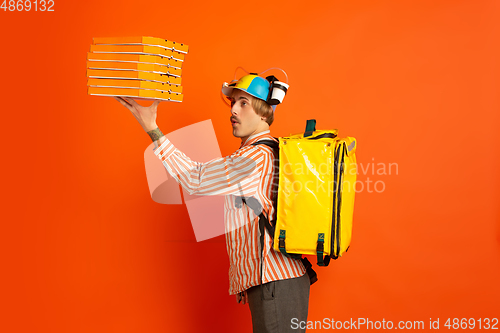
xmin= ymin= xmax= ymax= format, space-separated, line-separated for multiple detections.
xmin=114 ymin=73 xmax=310 ymax=332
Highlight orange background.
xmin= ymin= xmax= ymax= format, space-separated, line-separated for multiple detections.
xmin=1 ymin=0 xmax=499 ymax=332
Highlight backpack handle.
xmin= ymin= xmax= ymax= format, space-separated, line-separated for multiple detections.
xmin=304 ymin=119 xmax=316 ymax=137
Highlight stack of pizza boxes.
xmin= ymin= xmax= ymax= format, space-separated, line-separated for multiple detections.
xmin=87 ymin=36 xmax=188 ymax=102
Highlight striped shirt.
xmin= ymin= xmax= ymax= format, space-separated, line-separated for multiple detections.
xmin=153 ymin=130 xmax=306 ymax=295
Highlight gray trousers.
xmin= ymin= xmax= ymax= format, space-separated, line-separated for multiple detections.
xmin=247 ymin=273 xmax=310 ymax=333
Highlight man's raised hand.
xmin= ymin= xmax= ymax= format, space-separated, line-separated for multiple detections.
xmin=114 ymin=97 xmax=161 ymax=132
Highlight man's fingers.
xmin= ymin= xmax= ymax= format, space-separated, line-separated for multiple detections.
xmin=236 ymin=291 xmax=247 ymax=304
xmin=122 ymin=97 xmax=140 ymax=108
xmin=114 ymin=97 xmax=141 ymax=118
xmin=116 ymin=97 xmax=160 ymax=112
xmin=114 ymin=97 xmax=133 ymax=109
xmin=243 ymin=291 xmax=248 ymax=304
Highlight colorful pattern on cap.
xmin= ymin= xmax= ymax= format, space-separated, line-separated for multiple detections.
xmin=222 ymin=74 xmax=270 ymax=101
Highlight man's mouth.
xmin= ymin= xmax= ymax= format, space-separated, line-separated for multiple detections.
xmin=231 ymin=118 xmax=239 ymax=126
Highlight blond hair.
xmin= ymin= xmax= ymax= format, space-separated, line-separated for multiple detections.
xmin=251 ymin=97 xmax=274 ymax=126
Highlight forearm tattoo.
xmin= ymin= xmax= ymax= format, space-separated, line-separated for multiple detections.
xmin=147 ymin=127 xmax=164 ymax=142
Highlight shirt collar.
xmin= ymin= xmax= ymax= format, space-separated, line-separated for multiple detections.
xmin=240 ymin=130 xmax=276 ymax=148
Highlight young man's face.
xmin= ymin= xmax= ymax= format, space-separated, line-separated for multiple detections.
xmin=229 ymin=89 xmax=265 ymax=142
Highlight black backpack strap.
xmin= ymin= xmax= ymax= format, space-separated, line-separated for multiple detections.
xmin=301 ymin=257 xmax=318 ymax=285
xmin=316 ymin=233 xmax=331 ymax=267
xmin=250 ymin=138 xmax=280 ymax=298
xmin=251 ymin=139 xmax=279 ymax=150
xmin=251 ymin=138 xmax=280 ymax=237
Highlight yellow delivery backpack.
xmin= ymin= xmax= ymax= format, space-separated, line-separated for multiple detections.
xmin=274 ymin=119 xmax=357 ymax=266
xmin=252 ymin=119 xmax=357 ymax=268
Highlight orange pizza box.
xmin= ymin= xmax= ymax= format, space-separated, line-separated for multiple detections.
xmin=87 ymin=52 xmax=183 ymax=69
xmin=90 ymin=44 xmax=185 ymax=62
xmin=87 ymin=78 xmax=183 ymax=94
xmin=87 ymin=69 xmax=182 ymax=85
xmin=88 ymin=86 xmax=184 ymax=102
xmin=92 ymin=36 xmax=189 ymax=54
xmin=86 ymin=60 xmax=182 ymax=77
